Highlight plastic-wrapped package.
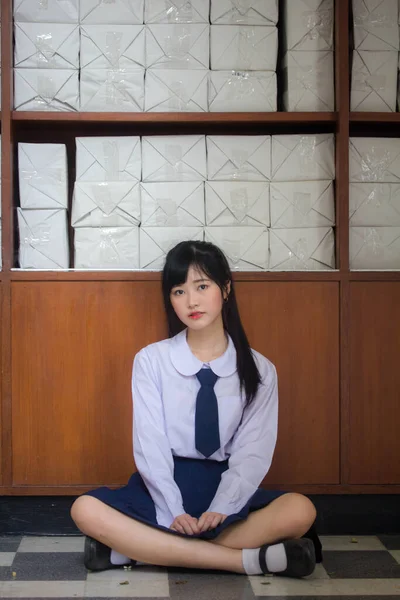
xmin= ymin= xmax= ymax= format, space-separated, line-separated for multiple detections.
xmin=210 ymin=25 xmax=277 ymax=70
xmin=210 ymin=0 xmax=278 ymax=25
xmin=270 ymin=181 xmax=335 ymax=228
xmin=282 ymin=51 xmax=334 ymax=112
xmin=140 ymin=227 xmax=204 ymax=269
xmin=353 ymin=0 xmax=399 ymax=51
xmin=282 ymin=0 xmax=334 ymax=51
xmin=14 ymin=0 xmax=79 ymax=23
xmin=80 ymin=25 xmax=145 ymax=70
xmin=18 ymin=143 xmax=68 ymax=209
xmin=206 ymin=136 xmax=271 ymax=181
xmin=205 ymin=226 xmax=269 ymax=270
xmin=146 ymin=24 xmax=209 ymax=69
xmin=350 ymin=183 xmax=400 ymax=226
xmin=14 ymin=23 xmax=79 ymax=70
xmin=350 ymin=226 xmax=400 ymax=269
xmin=271 ymin=135 xmax=335 ymax=182
xmin=351 ymin=50 xmax=397 ymax=112
xmin=72 ymin=182 xmax=141 ymax=227
xmin=74 ymin=227 xmax=139 ymax=269
xmin=80 ymin=68 xmax=145 ymax=112
xmin=205 ymin=182 xmax=270 ymax=226
xmin=142 ymin=135 xmax=207 ymax=182
xmin=349 ymin=137 xmax=400 ymax=182
xmin=145 ymin=69 xmax=208 ymax=112
xmin=141 ymin=182 xmax=205 ymax=226
xmin=76 ymin=137 xmax=141 ymax=182
xmin=145 ymin=0 xmax=209 ymax=23
xmin=14 ymin=68 xmax=79 ymax=111
xmin=209 ymin=71 xmax=276 ymax=112
xmin=18 ymin=208 xmax=69 ymax=269
xmin=80 ymin=0 xmax=144 ymax=24
xmin=269 ymin=227 xmax=335 ymax=271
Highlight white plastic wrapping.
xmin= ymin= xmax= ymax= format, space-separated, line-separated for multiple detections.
xmin=282 ymin=0 xmax=334 ymax=51
xmin=80 ymin=68 xmax=145 ymax=112
xmin=80 ymin=25 xmax=145 ymax=70
xmin=18 ymin=143 xmax=68 ymax=210
xmin=349 ymin=137 xmax=400 ymax=182
xmin=210 ymin=0 xmax=278 ymax=25
xmin=74 ymin=226 xmax=139 ymax=269
xmin=145 ymin=69 xmax=208 ymax=112
xmin=350 ymin=183 xmax=400 ymax=226
xmin=210 ymin=25 xmax=277 ymax=70
xmin=145 ymin=0 xmax=209 ymax=23
xmin=140 ymin=227 xmax=204 ymax=269
xmin=282 ymin=51 xmax=334 ymax=112
xmin=270 ymin=181 xmax=335 ymax=228
xmin=14 ymin=68 xmax=79 ymax=111
xmin=206 ymin=136 xmax=271 ymax=181
xmin=14 ymin=0 xmax=79 ymax=23
xmin=269 ymin=227 xmax=335 ymax=270
xmin=14 ymin=23 xmax=79 ymax=70
xmin=146 ymin=24 xmax=209 ymax=69
xmin=205 ymin=226 xmax=269 ymax=270
xmin=141 ymin=182 xmax=205 ymax=226
xmin=351 ymin=50 xmax=397 ymax=112
xmin=209 ymin=71 xmax=277 ymax=112
xmin=205 ymin=182 xmax=270 ymax=226
xmin=18 ymin=208 xmax=69 ymax=269
xmin=80 ymin=0 xmax=145 ymax=24
xmin=350 ymin=226 xmax=400 ymax=269
xmin=353 ymin=0 xmax=399 ymax=51
xmin=76 ymin=137 xmax=141 ymax=183
xmin=72 ymin=181 xmax=141 ymax=228
xmin=271 ymin=134 xmax=335 ymax=181
xmin=142 ymin=135 xmax=207 ymax=181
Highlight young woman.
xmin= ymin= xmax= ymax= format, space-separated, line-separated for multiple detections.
xmin=71 ymin=240 xmax=322 ymax=578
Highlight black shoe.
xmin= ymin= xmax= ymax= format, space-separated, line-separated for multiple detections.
xmin=84 ymin=536 xmax=136 ymax=572
xmin=259 ymin=538 xmax=316 ymax=578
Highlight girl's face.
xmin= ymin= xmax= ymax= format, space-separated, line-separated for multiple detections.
xmin=170 ymin=266 xmax=229 ymax=331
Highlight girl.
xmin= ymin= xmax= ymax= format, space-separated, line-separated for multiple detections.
xmin=71 ymin=240 xmax=322 ymax=578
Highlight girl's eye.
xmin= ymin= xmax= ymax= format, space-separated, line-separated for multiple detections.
xmin=199 ymin=284 xmax=208 ymax=291
xmin=173 ymin=289 xmax=184 ymax=296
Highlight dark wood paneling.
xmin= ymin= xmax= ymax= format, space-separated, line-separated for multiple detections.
xmin=349 ymin=283 xmax=400 ymax=484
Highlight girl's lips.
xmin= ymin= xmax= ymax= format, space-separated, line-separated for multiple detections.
xmin=189 ymin=312 xmax=204 ymax=319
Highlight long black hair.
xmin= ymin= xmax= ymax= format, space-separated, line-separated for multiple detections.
xmin=162 ymin=240 xmax=262 ymax=406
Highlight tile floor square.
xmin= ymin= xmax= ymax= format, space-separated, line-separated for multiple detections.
xmin=322 ymin=550 xmax=400 ymax=579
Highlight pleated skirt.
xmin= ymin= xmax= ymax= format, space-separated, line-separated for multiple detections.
xmin=84 ymin=456 xmax=322 ymax=563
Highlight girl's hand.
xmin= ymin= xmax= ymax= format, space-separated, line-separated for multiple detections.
xmin=197 ymin=512 xmax=227 ymax=533
xmin=170 ymin=513 xmax=200 ymax=535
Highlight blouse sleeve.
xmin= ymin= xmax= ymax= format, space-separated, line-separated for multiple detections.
xmin=207 ymin=358 xmax=278 ymax=516
xmin=132 ymin=348 xmax=185 ymax=528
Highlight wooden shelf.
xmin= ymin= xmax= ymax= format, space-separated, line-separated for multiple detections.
xmin=12 ymin=111 xmax=337 ymax=125
xmin=350 ymin=112 xmax=400 ymax=124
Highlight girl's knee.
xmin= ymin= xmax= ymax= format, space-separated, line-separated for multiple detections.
xmin=70 ymin=495 xmax=101 ymax=529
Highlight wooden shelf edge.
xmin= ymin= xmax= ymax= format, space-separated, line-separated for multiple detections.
xmin=11 ymin=111 xmax=337 ymax=124
xmin=351 ymin=112 xmax=400 ymax=124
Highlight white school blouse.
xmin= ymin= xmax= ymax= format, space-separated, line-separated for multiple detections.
xmin=132 ymin=329 xmax=278 ymax=528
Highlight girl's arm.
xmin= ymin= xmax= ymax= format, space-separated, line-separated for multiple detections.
xmin=207 ymin=359 xmax=278 ymax=516
xmin=132 ymin=348 xmax=185 ymax=528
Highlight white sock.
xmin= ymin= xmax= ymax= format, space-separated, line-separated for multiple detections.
xmin=242 ymin=543 xmax=287 ymax=575
xmin=110 ymin=549 xmax=131 ymax=566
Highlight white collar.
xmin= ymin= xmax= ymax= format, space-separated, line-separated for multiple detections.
xmin=169 ymin=329 xmax=237 ymax=377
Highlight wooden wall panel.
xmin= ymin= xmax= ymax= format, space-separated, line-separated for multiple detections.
xmin=236 ymin=282 xmax=340 ymax=485
xmin=349 ymin=283 xmax=400 ymax=484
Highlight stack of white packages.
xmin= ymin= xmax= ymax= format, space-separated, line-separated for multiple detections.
xmin=351 ymin=0 xmax=399 ymax=111
xmin=140 ymin=135 xmax=206 ymax=268
xmin=205 ymin=136 xmax=270 ymax=270
xmin=14 ymin=0 xmax=79 ymax=111
xmin=144 ymin=0 xmax=210 ymax=112
xmin=209 ymin=0 xmax=278 ymax=111
xmin=281 ymin=0 xmax=334 ymax=111
xmin=80 ymin=0 xmax=145 ymax=111
xmin=73 ymin=137 xmax=142 ymax=268
xmin=17 ymin=143 xmax=69 ymax=268
xmin=270 ymin=134 xmax=336 ymax=270
xmin=349 ymin=137 xmax=400 ymax=269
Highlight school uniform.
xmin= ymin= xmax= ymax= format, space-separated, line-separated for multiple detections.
xmin=85 ymin=329 xmax=322 ymax=562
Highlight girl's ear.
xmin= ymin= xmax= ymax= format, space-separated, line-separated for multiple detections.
xmin=224 ymin=280 xmax=231 ymax=301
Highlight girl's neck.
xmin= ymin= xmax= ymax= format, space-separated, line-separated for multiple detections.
xmin=186 ymin=318 xmax=228 ymax=363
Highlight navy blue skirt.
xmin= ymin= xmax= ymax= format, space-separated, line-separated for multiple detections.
xmin=85 ymin=456 xmax=322 ymax=563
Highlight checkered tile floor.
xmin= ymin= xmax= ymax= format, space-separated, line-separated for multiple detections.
xmin=0 ymin=535 xmax=399 ymax=598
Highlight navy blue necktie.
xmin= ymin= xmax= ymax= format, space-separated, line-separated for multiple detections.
xmin=195 ymin=368 xmax=220 ymax=458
